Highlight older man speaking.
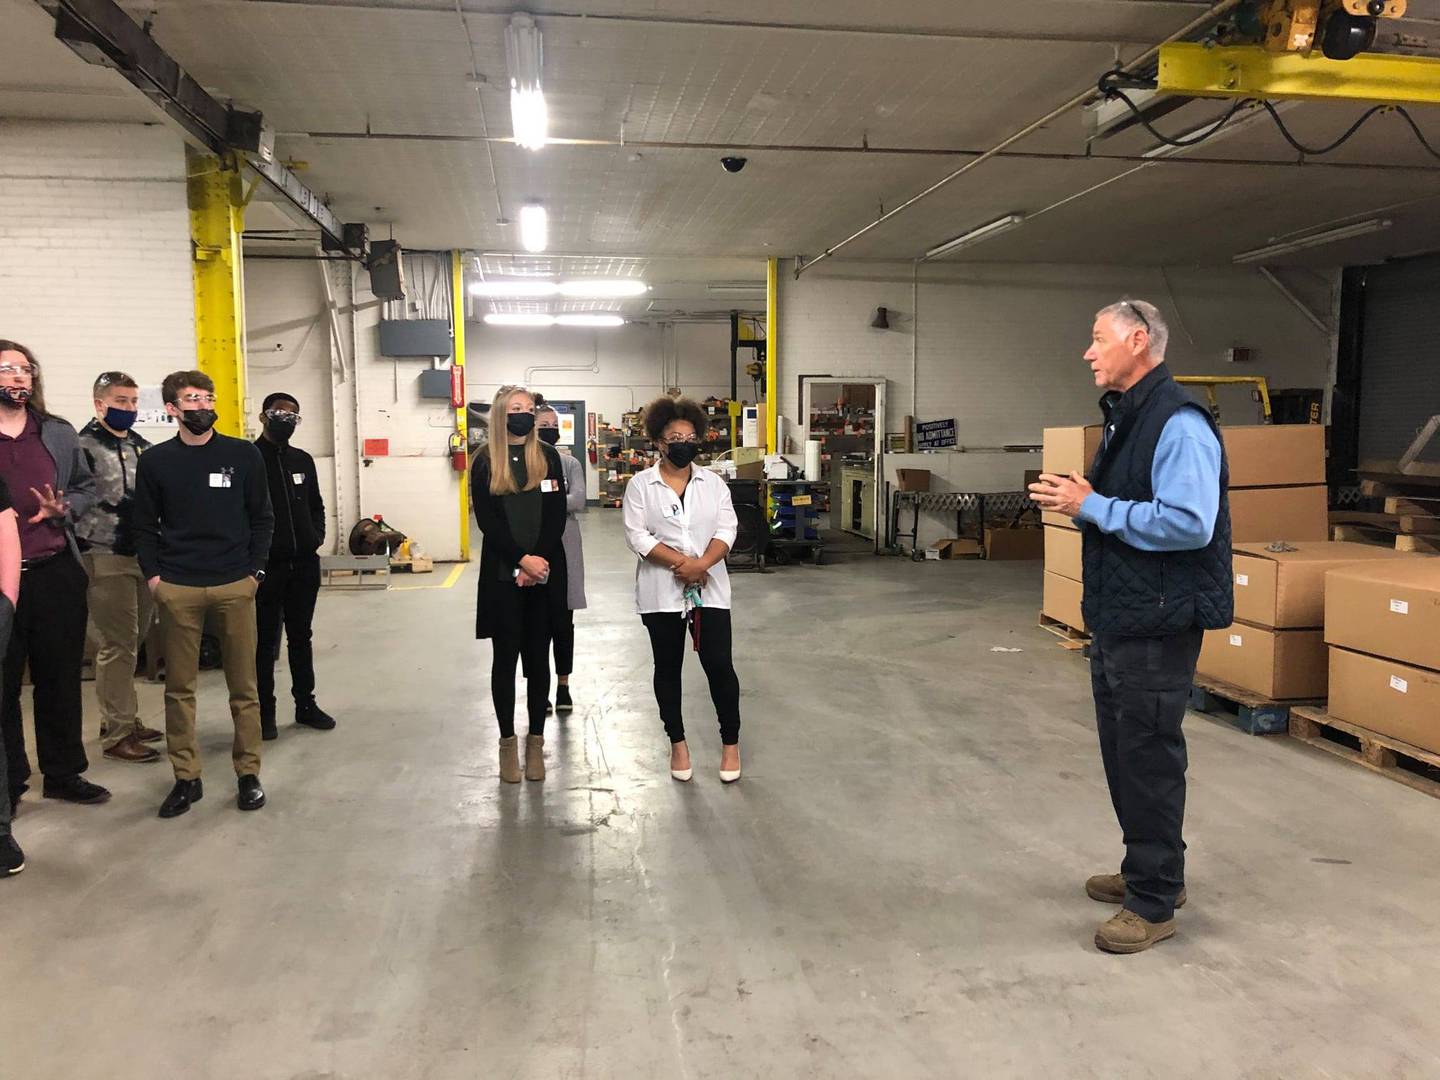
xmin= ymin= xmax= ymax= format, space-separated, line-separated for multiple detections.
xmin=1030 ymin=299 xmax=1232 ymax=955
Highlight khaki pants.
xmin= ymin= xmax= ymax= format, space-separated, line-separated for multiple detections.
xmin=84 ymin=553 xmax=154 ymax=749
xmin=155 ymin=577 xmax=262 ymax=780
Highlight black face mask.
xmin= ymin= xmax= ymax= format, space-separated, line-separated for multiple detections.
xmin=265 ymin=417 xmax=297 ymax=443
xmin=537 ymin=427 xmax=561 ymax=445
xmin=506 ymin=413 xmax=536 ymax=438
xmin=104 ymin=407 xmax=138 ymax=432
xmin=181 ymin=408 xmax=218 ymax=436
xmin=665 ymin=442 xmax=701 ymax=468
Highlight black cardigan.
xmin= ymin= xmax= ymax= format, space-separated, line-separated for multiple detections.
xmin=471 ymin=444 xmax=569 ymax=640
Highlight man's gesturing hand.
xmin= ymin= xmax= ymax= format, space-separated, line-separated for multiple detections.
xmin=1028 ymin=471 xmax=1093 ymax=519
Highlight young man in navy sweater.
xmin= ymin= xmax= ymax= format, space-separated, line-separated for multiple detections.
xmin=133 ymin=371 xmax=274 ymax=819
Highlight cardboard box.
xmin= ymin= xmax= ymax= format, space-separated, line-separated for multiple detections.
xmin=1043 ymin=510 xmax=1077 ymax=531
xmin=1198 ymin=624 xmax=1327 ymax=700
xmin=1222 ymin=424 xmax=1326 ymax=488
xmin=1042 ymin=426 xmax=1103 ymax=476
xmin=930 ymin=537 xmax=983 ymax=560
xmin=1328 ymin=647 xmax=1440 ymax=755
xmin=1045 ymin=524 xmax=1083 ymax=581
xmin=1325 ymin=559 xmax=1440 ymax=672
xmin=1042 ymin=572 xmax=1085 ymax=632
xmin=1229 ymin=486 xmax=1330 ymax=543
xmin=896 ymin=468 xmax=931 ymax=492
xmin=984 ymin=525 xmax=1044 ymax=561
xmin=1231 ymin=541 xmax=1414 ymax=629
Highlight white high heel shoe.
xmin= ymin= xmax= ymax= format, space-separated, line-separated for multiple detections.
xmin=670 ymin=743 xmax=693 ymax=782
xmin=719 ymin=747 xmax=741 ymax=784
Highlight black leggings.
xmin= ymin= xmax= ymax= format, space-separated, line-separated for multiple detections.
xmin=553 ymin=609 xmax=575 ymax=678
xmin=642 ymin=609 xmax=741 ymax=746
xmin=491 ymin=588 xmax=552 ymax=739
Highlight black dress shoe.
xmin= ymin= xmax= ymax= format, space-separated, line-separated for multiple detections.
xmin=42 ymin=776 xmax=112 ymax=805
xmin=295 ymin=702 xmax=336 ymax=731
xmin=555 ymin=684 xmax=573 ymax=714
xmin=1 ymin=834 xmax=24 ymax=877
xmin=237 ymin=774 xmax=266 ymax=811
xmin=158 ymin=778 xmax=203 ymax=819
xmin=261 ymin=721 xmax=278 ymax=742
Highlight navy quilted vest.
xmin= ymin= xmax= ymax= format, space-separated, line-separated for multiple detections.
xmin=1080 ymin=363 xmax=1234 ymax=636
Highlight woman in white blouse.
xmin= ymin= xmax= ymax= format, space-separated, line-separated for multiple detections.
xmin=622 ymin=396 xmax=742 ymax=783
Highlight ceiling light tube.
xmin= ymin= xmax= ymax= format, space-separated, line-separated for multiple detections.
xmin=519 ymin=203 xmax=548 ymax=253
xmin=505 ymin=13 xmax=548 ymax=150
xmin=924 ymin=213 xmax=1026 ymax=260
xmin=556 ymin=314 xmax=625 ymax=327
xmin=558 ymin=279 xmax=649 ymax=299
xmin=1233 ymin=218 xmax=1392 ymax=265
xmin=484 ymin=313 xmax=555 ymax=327
xmin=469 ymin=280 xmax=559 ymax=298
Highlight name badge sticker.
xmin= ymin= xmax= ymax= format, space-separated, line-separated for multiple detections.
xmin=540 ymin=479 xmax=559 ymax=493
xmin=292 ymin=473 xmax=305 ymax=485
xmin=208 ymin=472 xmax=232 ymax=488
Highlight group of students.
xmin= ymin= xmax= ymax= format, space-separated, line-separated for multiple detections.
xmin=471 ymin=387 xmax=744 ymax=786
xmin=0 ymin=341 xmax=336 ymax=879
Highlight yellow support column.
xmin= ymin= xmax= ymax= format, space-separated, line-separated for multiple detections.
xmin=186 ymin=148 xmax=249 ymax=436
xmin=452 ymin=250 xmax=471 ymax=562
xmin=766 ymin=258 xmax=778 ymax=455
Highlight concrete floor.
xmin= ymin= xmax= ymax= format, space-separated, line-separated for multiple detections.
xmin=4 ymin=514 xmax=1439 ymax=1079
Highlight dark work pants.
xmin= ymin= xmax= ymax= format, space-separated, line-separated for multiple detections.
xmin=1090 ymin=627 xmax=1203 ymax=924
xmin=642 ymin=609 xmax=741 ymax=746
xmin=552 ymin=609 xmax=575 ymax=678
xmin=2 ymin=552 xmax=90 ymax=798
xmin=492 ymin=585 xmax=552 ymax=739
xmin=256 ymin=555 xmax=321 ymax=717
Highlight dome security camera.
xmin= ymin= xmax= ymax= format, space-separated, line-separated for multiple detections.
xmin=720 ymin=156 xmax=749 ymax=174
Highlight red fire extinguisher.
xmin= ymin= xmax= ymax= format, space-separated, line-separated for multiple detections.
xmin=449 ymin=432 xmax=468 ymax=472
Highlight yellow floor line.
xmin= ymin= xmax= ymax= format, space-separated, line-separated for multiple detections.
xmin=390 ymin=562 xmax=468 ymax=591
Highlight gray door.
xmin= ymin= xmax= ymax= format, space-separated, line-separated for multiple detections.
xmin=1359 ymin=256 xmax=1440 ymax=464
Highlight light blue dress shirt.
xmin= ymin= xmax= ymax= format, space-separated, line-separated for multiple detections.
xmin=1075 ymin=406 xmax=1222 ymax=552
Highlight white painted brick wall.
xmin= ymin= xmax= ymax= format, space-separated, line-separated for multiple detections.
xmin=0 ymin=120 xmax=194 ymax=428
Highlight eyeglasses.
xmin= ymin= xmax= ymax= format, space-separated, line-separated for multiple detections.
xmin=663 ymin=435 xmax=699 ymax=445
xmin=1120 ymin=300 xmax=1151 ymax=334
xmin=263 ymin=409 xmax=302 ymax=425
xmin=0 ymin=364 xmax=36 ymax=379
xmin=179 ymin=393 xmax=217 ymax=406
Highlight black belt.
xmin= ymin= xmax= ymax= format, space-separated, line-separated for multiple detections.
xmin=21 ymin=551 xmax=64 ymax=571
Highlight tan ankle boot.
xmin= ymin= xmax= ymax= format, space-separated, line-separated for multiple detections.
xmin=525 ymin=734 xmax=545 ymax=781
xmin=499 ymin=736 xmax=521 ymax=783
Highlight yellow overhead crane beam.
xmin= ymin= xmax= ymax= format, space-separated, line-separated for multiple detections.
xmin=1157 ymin=41 xmax=1440 ymax=106
xmin=187 ymin=148 xmax=250 ymax=437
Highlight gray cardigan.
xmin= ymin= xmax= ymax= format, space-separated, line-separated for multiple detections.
xmin=37 ymin=412 xmax=97 ymax=561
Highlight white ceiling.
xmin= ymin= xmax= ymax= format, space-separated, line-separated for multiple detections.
xmin=7 ymin=0 xmax=1440 ymax=275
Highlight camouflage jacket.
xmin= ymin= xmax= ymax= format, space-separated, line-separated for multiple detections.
xmin=76 ymin=419 xmax=152 ymax=556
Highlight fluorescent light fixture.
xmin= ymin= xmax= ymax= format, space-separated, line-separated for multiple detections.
xmin=505 ymin=13 xmax=547 ymax=150
xmin=558 ymin=279 xmax=648 ymax=298
xmin=470 ymin=280 xmax=559 ymax=298
xmin=707 ymin=282 xmax=767 ymax=296
xmin=556 ymin=313 xmax=625 ymax=327
xmin=519 ymin=203 xmax=548 ymax=253
xmin=1233 ymin=218 xmax=1392 ymax=265
xmin=484 ymin=313 xmax=555 ymax=327
xmin=924 ymin=213 xmax=1025 ymax=260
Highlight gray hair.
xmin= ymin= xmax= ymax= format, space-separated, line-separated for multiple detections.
xmin=1098 ymin=299 xmax=1168 ymax=359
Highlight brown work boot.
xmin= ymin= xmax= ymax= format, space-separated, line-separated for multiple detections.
xmin=499 ymin=736 xmax=521 ymax=784
xmin=103 ymin=733 xmax=161 ymax=764
xmin=1086 ymin=873 xmax=1186 ymax=909
xmin=525 ymin=735 xmax=546 ymax=781
xmin=1095 ymin=910 xmax=1176 ymax=954
xmin=134 ymin=722 xmax=164 ymax=744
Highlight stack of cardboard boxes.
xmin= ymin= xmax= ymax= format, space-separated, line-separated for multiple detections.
xmin=1323 ymin=560 xmax=1440 ymax=756
xmin=1040 ymin=426 xmax=1101 ymax=633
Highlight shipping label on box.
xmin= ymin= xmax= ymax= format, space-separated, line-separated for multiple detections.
xmin=1325 ymin=560 xmax=1440 ymax=671
xmin=1222 ymin=425 xmax=1326 ymax=488
xmin=1328 ymin=647 xmax=1440 ymax=756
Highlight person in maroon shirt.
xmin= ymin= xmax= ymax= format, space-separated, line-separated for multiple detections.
xmin=0 ymin=341 xmax=110 ymax=813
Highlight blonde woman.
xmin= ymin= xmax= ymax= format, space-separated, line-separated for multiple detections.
xmin=471 ymin=386 xmax=569 ymax=783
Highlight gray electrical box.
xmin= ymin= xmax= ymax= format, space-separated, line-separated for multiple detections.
xmin=379 ymin=319 xmax=452 ymax=358
xmin=418 ymin=369 xmax=453 ymax=400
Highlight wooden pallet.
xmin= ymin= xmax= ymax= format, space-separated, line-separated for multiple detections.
xmin=1188 ymin=673 xmax=1319 ymax=736
xmin=1290 ymin=706 xmax=1440 ymax=801
xmin=1038 ymin=613 xmax=1090 ymax=652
